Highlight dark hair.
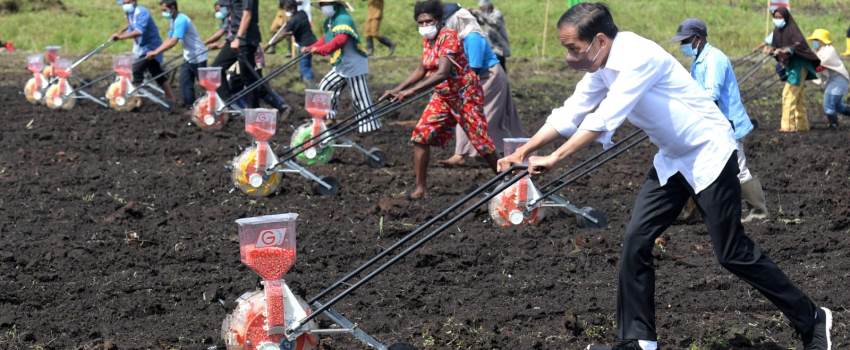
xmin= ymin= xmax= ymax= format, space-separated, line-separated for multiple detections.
xmin=557 ymin=3 xmax=618 ymax=42
xmin=414 ymin=0 xmax=443 ymax=22
xmin=282 ymin=0 xmax=298 ymax=10
xmin=160 ymin=0 xmax=177 ymax=9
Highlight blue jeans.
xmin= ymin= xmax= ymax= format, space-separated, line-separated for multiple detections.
xmin=824 ymin=75 xmax=850 ymax=116
xmin=300 ymin=53 xmax=314 ymax=82
xmin=180 ymin=61 xmax=207 ymax=108
xmin=824 ymin=94 xmax=850 ymax=116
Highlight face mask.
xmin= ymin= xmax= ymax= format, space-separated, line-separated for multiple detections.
xmin=680 ymin=43 xmax=697 ymax=57
xmin=419 ymin=25 xmax=438 ymax=40
xmin=122 ymin=3 xmax=135 ymax=14
xmin=566 ymin=37 xmax=603 ymax=72
xmin=286 ymin=11 xmax=293 ymax=17
xmin=680 ymin=38 xmax=700 ymax=58
xmin=811 ymin=41 xmax=821 ymax=50
xmin=215 ymin=7 xmax=228 ymax=20
xmin=773 ymin=18 xmax=786 ymax=29
xmin=162 ymin=11 xmax=172 ymax=19
xmin=321 ymin=5 xmax=335 ymax=18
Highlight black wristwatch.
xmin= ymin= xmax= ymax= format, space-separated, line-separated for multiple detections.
xmin=237 ymin=36 xmax=246 ymax=41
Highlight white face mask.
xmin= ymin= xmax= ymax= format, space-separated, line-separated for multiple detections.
xmin=215 ymin=6 xmax=228 ymax=20
xmin=419 ymin=25 xmax=438 ymax=40
xmin=321 ymin=5 xmax=335 ymax=18
xmin=122 ymin=3 xmax=135 ymax=14
xmin=773 ymin=18 xmax=786 ymax=29
xmin=285 ymin=11 xmax=293 ymax=17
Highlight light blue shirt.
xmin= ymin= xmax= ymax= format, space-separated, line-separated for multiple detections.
xmin=168 ymin=13 xmax=208 ymax=64
xmin=126 ymin=5 xmax=163 ymax=62
xmin=690 ymin=43 xmax=753 ymax=140
xmin=463 ymin=32 xmax=500 ymax=75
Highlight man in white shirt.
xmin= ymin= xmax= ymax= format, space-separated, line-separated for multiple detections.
xmin=497 ymin=3 xmax=831 ymax=350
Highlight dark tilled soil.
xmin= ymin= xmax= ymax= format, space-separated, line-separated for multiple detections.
xmin=0 ymin=68 xmax=848 ymax=350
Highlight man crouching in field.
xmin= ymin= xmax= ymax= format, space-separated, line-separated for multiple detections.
xmin=497 ymin=3 xmax=832 ymax=350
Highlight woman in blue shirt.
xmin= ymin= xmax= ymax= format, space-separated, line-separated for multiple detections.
xmin=440 ymin=4 xmax=524 ymax=166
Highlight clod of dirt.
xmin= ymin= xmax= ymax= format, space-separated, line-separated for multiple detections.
xmin=563 ymin=311 xmax=583 ymax=336
xmin=203 ymin=285 xmax=222 ymax=303
xmin=0 ymin=250 xmax=14 ymax=262
xmin=103 ymin=201 xmax=144 ymax=224
xmin=376 ymin=197 xmax=408 ymax=218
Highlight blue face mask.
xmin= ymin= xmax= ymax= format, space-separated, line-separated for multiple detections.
xmin=811 ymin=41 xmax=821 ymax=50
xmin=680 ymin=43 xmax=697 ymax=57
xmin=215 ymin=6 xmax=228 ymax=20
xmin=773 ymin=18 xmax=786 ymax=29
xmin=122 ymin=3 xmax=135 ymax=14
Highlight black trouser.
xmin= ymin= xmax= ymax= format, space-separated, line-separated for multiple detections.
xmin=617 ymin=151 xmax=817 ymax=340
xmin=213 ymin=42 xmax=274 ymax=109
xmin=179 ymin=61 xmax=206 ymax=108
xmin=132 ymin=57 xmax=167 ymax=86
xmin=497 ymin=55 xmax=507 ymax=73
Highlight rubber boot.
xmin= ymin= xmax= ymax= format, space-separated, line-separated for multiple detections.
xmin=826 ymin=114 xmax=839 ymax=129
xmin=741 ymin=177 xmax=768 ymax=223
xmin=378 ymin=36 xmax=397 ymax=56
xmin=366 ymin=37 xmax=375 ymax=56
xmin=842 ymin=38 xmax=850 ymax=56
xmin=262 ymin=89 xmax=291 ymax=120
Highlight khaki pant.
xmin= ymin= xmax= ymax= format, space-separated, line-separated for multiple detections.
xmin=780 ymin=69 xmax=810 ymax=132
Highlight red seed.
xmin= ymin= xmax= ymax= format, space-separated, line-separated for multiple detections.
xmin=264 ymin=283 xmax=285 ymax=328
xmin=244 ymin=246 xmax=296 ymax=280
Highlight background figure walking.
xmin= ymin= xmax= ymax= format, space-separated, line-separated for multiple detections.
xmin=441 ymin=4 xmax=524 ymax=166
xmin=768 ymin=7 xmax=820 ymax=132
xmin=362 ymin=0 xmax=396 ymax=56
xmin=306 ymin=0 xmax=380 ymax=133
xmin=807 ymin=29 xmax=850 ymax=129
xmin=470 ymin=0 xmax=510 ymax=71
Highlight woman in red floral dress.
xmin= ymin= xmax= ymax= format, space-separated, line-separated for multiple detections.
xmin=381 ymin=0 xmax=497 ymax=199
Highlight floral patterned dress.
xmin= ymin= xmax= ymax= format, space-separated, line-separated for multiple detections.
xmin=410 ymin=28 xmax=495 ymax=156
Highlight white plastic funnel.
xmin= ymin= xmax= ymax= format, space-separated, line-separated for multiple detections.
xmin=27 ymin=54 xmax=44 ymax=73
xmin=53 ymin=58 xmax=72 ymax=79
xmin=198 ymin=67 xmax=221 ymax=91
xmin=305 ymin=89 xmax=334 ymax=119
xmin=244 ymin=108 xmax=278 ymax=142
xmin=112 ymin=55 xmax=133 ymax=77
xmin=235 ymin=213 xmax=298 ymax=280
xmin=44 ymin=46 xmax=61 ymax=63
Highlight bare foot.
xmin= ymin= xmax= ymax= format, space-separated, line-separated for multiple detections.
xmin=438 ymin=155 xmax=466 ymax=167
xmin=409 ymin=187 xmax=427 ymax=200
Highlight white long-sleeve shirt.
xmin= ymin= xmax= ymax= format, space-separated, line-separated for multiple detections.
xmin=545 ymin=32 xmax=736 ymax=194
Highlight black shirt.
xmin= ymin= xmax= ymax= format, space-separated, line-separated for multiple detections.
xmin=283 ymin=10 xmax=317 ymax=47
xmin=228 ymin=0 xmax=261 ymax=45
